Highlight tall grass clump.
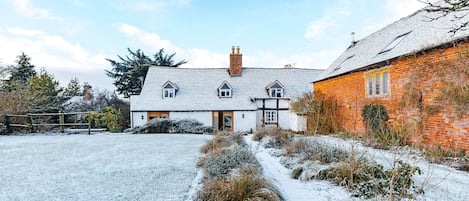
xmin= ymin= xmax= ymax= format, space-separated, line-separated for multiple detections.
xmin=285 ymin=138 xmax=349 ymax=164
xmin=197 ymin=167 xmax=282 ymax=201
xmin=197 ymin=134 xmax=284 ymax=201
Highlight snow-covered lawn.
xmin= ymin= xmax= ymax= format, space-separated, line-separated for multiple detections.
xmin=245 ymin=135 xmax=469 ymax=201
xmin=0 ymin=134 xmax=212 ymax=201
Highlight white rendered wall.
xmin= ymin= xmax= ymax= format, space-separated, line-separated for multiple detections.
xmin=171 ymin=112 xmax=212 ymax=127
xmin=132 ymin=112 xmax=148 ymax=128
xmin=234 ymin=111 xmax=256 ymax=133
xmin=278 ymin=110 xmax=291 ymax=130
xmin=287 ymin=112 xmax=307 ymax=132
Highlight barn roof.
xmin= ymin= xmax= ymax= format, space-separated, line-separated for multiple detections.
xmin=314 ymin=1 xmax=469 ymax=82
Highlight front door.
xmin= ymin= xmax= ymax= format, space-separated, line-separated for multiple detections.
xmin=212 ymin=111 xmax=233 ymax=131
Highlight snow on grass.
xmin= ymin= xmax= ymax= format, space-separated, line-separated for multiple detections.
xmin=244 ymin=135 xmax=356 ymax=201
xmin=246 ymin=134 xmax=469 ymax=201
xmin=312 ymin=135 xmax=469 ymax=201
xmin=0 ymin=133 xmax=212 ymax=201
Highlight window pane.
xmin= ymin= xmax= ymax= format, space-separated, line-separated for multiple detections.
xmin=368 ymin=75 xmax=373 ymax=96
xmin=375 ymin=74 xmax=380 ymax=95
xmin=265 ymin=111 xmax=277 ymax=123
xmin=224 ymin=116 xmax=232 ymax=128
xmin=383 ymin=72 xmax=389 ymax=94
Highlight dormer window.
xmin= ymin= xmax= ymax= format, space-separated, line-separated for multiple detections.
xmin=266 ymin=80 xmax=285 ymax=98
xmin=162 ymin=81 xmax=178 ymax=99
xmin=218 ymin=81 xmax=232 ymax=98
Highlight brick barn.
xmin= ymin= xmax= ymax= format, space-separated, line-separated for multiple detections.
xmin=313 ymin=5 xmax=469 ymax=151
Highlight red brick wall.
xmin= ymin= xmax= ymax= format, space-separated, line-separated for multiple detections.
xmin=314 ymin=43 xmax=469 ymax=152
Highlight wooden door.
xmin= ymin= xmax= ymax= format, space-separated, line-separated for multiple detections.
xmin=222 ymin=111 xmax=233 ymax=131
xmin=147 ymin=112 xmax=170 ymax=121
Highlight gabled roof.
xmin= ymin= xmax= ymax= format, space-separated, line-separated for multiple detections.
xmin=314 ymin=2 xmax=469 ymax=82
xmin=218 ymin=80 xmax=232 ymax=90
xmin=162 ymin=80 xmax=178 ymax=89
xmin=131 ymin=67 xmax=323 ymax=111
xmin=266 ymin=80 xmax=285 ymax=89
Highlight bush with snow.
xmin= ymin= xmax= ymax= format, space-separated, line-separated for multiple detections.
xmin=202 ymin=146 xmax=259 ymax=178
xmin=126 ymin=118 xmax=215 ymax=134
xmin=197 ymin=134 xmax=284 ymax=201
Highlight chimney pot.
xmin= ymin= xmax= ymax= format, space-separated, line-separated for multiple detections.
xmin=351 ymin=32 xmax=356 ymax=47
xmin=229 ymin=46 xmax=242 ymax=76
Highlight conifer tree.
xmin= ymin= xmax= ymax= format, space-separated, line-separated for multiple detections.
xmin=105 ymin=48 xmax=187 ymax=97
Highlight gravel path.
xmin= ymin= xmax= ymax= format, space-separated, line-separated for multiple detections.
xmin=0 ymin=134 xmax=212 ymax=201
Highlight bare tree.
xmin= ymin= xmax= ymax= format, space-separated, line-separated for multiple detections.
xmin=421 ymin=0 xmax=469 ymax=35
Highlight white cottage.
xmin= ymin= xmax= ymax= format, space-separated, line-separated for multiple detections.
xmin=130 ymin=47 xmax=323 ymax=132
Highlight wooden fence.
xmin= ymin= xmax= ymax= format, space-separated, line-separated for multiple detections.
xmin=4 ymin=112 xmax=92 ymax=134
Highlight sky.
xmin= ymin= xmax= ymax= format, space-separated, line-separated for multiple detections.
xmin=0 ymin=0 xmax=430 ymax=91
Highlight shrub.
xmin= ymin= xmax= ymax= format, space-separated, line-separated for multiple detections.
xmin=362 ymin=104 xmax=408 ymax=147
xmin=201 ymin=146 xmax=259 ymax=178
xmin=291 ymin=167 xmax=303 ymax=179
xmin=265 ymin=128 xmax=293 ymax=148
xmin=197 ymin=170 xmax=282 ymax=201
xmin=252 ymin=127 xmax=269 ymax=141
xmin=87 ymin=106 xmax=122 ymax=132
xmin=315 ymin=156 xmax=422 ymax=199
xmin=290 ymin=91 xmax=340 ymax=134
xmin=285 ymin=138 xmax=349 ymax=164
xmin=200 ymin=135 xmax=231 ymax=154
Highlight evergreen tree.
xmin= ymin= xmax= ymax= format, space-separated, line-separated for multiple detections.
xmin=105 ymin=48 xmax=187 ymax=97
xmin=28 ymin=69 xmax=62 ymax=107
xmin=3 ymin=52 xmax=37 ymax=91
xmin=10 ymin=52 xmax=37 ymax=84
xmin=63 ymin=77 xmax=82 ymax=96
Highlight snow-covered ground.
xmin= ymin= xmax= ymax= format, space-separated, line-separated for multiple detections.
xmin=0 ymin=133 xmax=212 ymax=201
xmin=245 ymin=135 xmax=469 ymax=201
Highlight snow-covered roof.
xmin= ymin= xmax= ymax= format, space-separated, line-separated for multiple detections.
xmin=314 ymin=2 xmax=469 ymax=82
xmin=131 ymin=67 xmax=322 ymax=111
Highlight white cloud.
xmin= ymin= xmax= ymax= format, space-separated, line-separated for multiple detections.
xmin=116 ymin=23 xmax=343 ymax=70
xmin=0 ymin=27 xmax=111 ymax=88
xmin=116 ymin=23 xmax=226 ymax=68
xmin=117 ymin=24 xmax=176 ymax=52
xmin=304 ymin=6 xmax=350 ymax=40
xmin=251 ymin=49 xmax=342 ymax=69
xmin=305 ymin=18 xmax=335 ymax=39
xmin=7 ymin=0 xmax=55 ymax=19
xmin=114 ymin=0 xmax=192 ymax=12
xmin=385 ymin=0 xmax=427 ymax=20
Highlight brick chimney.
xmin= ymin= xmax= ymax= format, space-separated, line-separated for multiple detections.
xmin=229 ymin=46 xmax=242 ymax=76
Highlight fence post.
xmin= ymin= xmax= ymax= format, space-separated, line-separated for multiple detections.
xmin=5 ymin=115 xmax=12 ymax=134
xmin=88 ymin=117 xmax=91 ymax=135
xmin=29 ymin=114 xmax=34 ymax=133
xmin=59 ymin=113 xmax=65 ymax=133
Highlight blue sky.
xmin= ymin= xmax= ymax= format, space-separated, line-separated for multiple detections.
xmin=0 ymin=0 xmax=429 ymax=90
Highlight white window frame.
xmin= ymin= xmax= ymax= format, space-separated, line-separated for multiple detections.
xmin=269 ymin=88 xmax=283 ymax=98
xmin=218 ymin=81 xmax=233 ymax=98
xmin=163 ymin=88 xmax=175 ymax=99
xmin=219 ymin=88 xmax=232 ymax=97
xmin=265 ymin=110 xmax=278 ymax=124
